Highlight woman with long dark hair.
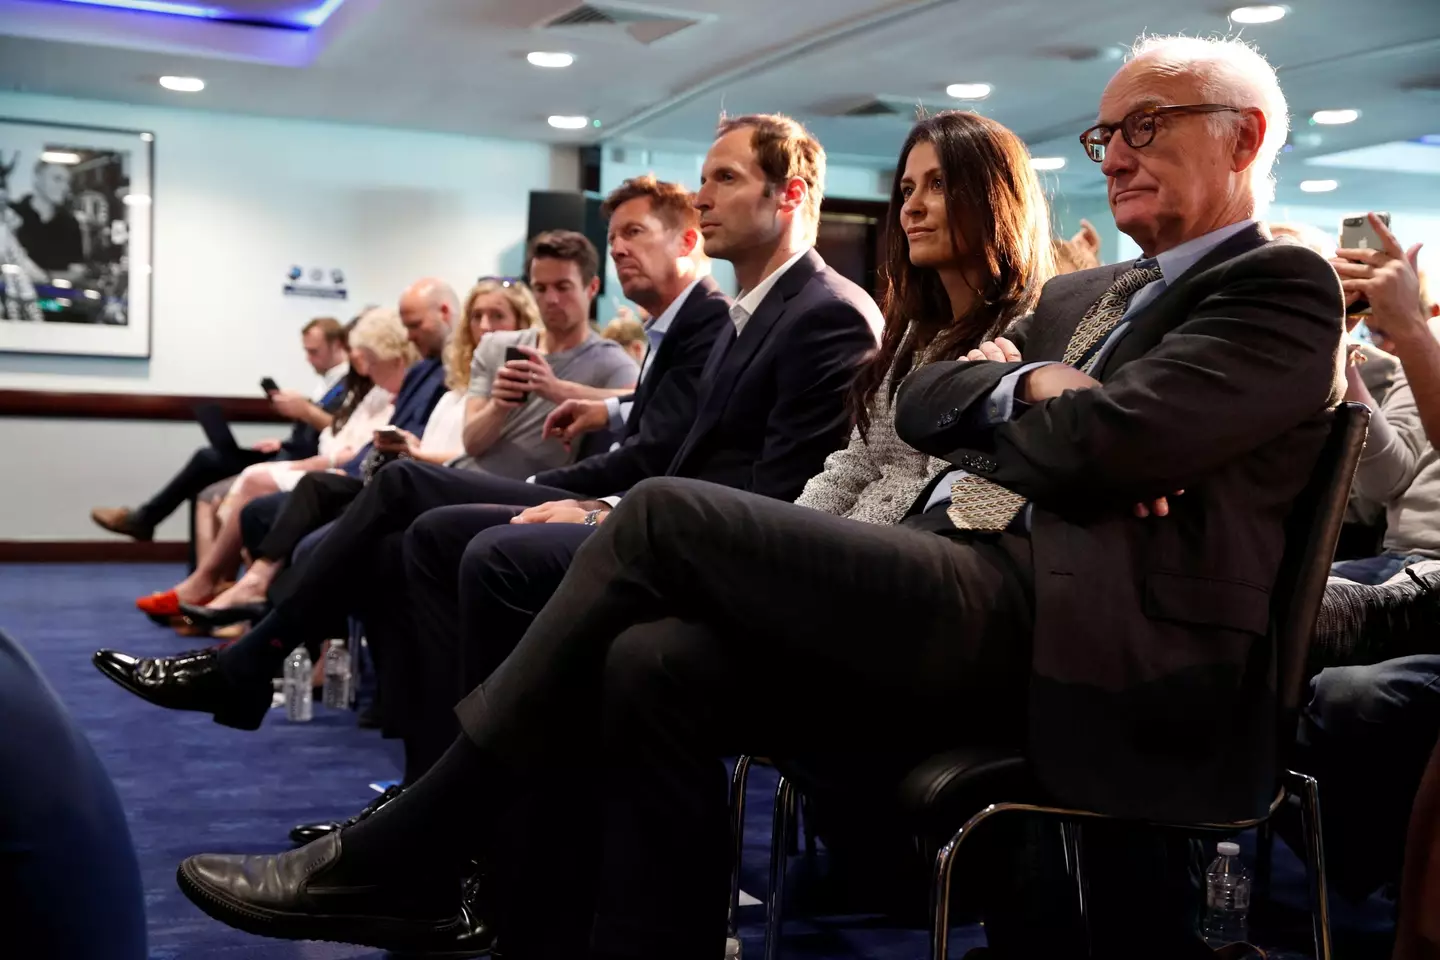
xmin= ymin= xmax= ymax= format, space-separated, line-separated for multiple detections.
xmin=798 ymin=109 xmax=1054 ymax=522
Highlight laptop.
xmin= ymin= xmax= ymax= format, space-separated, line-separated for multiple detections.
xmin=193 ymin=403 xmax=240 ymax=453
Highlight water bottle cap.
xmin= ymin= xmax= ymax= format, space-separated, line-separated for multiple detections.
xmin=1217 ymin=841 xmax=1240 ymax=857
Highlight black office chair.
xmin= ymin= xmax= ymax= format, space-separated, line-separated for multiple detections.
xmin=745 ymin=401 xmax=1370 ymax=960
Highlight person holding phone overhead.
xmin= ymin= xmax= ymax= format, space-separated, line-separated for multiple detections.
xmin=458 ymin=231 xmax=639 ymax=479
xmin=1329 ymin=213 xmax=1440 ymax=584
xmin=1285 ymin=214 xmax=1440 ymax=922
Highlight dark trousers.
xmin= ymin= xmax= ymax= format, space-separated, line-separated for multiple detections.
xmin=255 ymin=471 xmax=365 ymax=562
xmin=219 ymin=461 xmax=575 ymax=687
xmin=240 ymin=491 xmax=290 ymax=559
xmin=1296 ymin=654 xmax=1440 ymax=901
xmin=452 ymin=478 xmax=1034 ymax=958
xmin=402 ymin=506 xmax=594 ymax=778
xmin=135 ymin=444 xmax=270 ymax=529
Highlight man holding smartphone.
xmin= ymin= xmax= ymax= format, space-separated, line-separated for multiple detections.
xmin=90 ymin=317 xmax=349 ymax=541
xmin=459 ymin=231 xmax=639 ymax=479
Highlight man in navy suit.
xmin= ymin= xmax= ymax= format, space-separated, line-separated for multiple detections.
xmin=386 ymin=115 xmax=883 ymax=788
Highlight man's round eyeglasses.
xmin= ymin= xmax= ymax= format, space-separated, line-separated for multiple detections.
xmin=1078 ymin=104 xmax=1243 ymax=162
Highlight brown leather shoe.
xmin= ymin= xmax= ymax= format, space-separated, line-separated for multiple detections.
xmin=91 ymin=507 xmax=154 ymax=541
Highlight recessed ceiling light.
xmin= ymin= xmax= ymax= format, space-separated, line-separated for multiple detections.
xmin=527 ymin=51 xmax=575 ymax=68
xmin=1030 ymin=157 xmax=1066 ymax=171
xmin=548 ymin=115 xmax=589 ymax=130
xmin=946 ymin=83 xmax=992 ymax=100
xmin=122 ymin=194 xmax=152 ymax=206
xmin=1230 ymin=5 xmax=1287 ymax=23
xmin=159 ymin=75 xmax=205 ymax=92
xmin=1311 ymin=108 xmax=1359 ymax=125
xmin=39 ymin=150 xmax=81 ymax=164
xmin=1299 ymin=179 xmax=1339 ymax=193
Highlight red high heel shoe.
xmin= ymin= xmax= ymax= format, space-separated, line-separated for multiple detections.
xmin=136 ymin=590 xmax=214 ymax=626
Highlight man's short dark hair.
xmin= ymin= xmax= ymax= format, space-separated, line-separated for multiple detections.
xmin=302 ymin=316 xmax=344 ymax=344
xmin=715 ymin=112 xmax=826 ymax=231
xmin=526 ymin=230 xmax=600 ymax=284
xmin=601 ymin=175 xmax=699 ymax=232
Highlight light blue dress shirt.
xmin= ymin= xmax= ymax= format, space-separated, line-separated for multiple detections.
xmin=921 ymin=219 xmax=1257 ymax=514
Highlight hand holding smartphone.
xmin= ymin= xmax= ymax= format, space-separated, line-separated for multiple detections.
xmin=260 ymin=377 xmax=280 ymax=396
xmin=1339 ymin=212 xmax=1392 ymax=317
xmin=498 ymin=345 xmax=533 ymax=399
xmin=375 ymin=424 xmax=405 ymax=444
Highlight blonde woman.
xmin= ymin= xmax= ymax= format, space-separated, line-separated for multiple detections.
xmin=376 ymin=278 xmax=540 ymax=465
xmin=181 ymin=282 xmax=545 ymax=620
xmin=135 ymin=308 xmax=416 ymax=617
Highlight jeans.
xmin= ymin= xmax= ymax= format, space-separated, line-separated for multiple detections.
xmin=1296 ymin=654 xmax=1440 ymax=899
xmin=1331 ymin=551 xmax=1433 ymax=585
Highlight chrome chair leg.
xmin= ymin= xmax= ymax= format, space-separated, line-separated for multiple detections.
xmin=1059 ymin=821 xmax=1092 ymax=956
xmin=764 ymin=776 xmax=795 ymax=960
xmin=729 ymin=756 xmax=753 ymax=937
xmin=1288 ymin=770 xmax=1333 ymax=960
xmin=929 ymin=803 xmax=1024 ymax=960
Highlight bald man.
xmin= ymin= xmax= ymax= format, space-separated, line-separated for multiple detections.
xmin=398 ymin=276 xmax=460 ymax=363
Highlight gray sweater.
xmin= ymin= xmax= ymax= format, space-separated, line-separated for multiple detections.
xmin=1351 ymin=370 xmax=1440 ymax=557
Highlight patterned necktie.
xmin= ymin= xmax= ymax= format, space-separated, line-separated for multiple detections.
xmin=947 ymin=263 xmax=1164 ymax=532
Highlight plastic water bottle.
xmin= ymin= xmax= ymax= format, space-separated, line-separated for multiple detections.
xmin=284 ymin=646 xmax=313 ymax=722
xmin=323 ymin=639 xmax=352 ymax=710
xmin=1202 ymin=840 xmax=1251 ymax=947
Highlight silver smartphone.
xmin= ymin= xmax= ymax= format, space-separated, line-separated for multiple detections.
xmin=1340 ymin=212 xmax=1392 ymax=317
xmin=1339 ymin=212 xmax=1391 ymax=252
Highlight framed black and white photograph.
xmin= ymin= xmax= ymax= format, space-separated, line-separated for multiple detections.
xmin=0 ymin=118 xmax=153 ymax=358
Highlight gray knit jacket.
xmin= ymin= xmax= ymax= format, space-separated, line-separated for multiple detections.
xmin=794 ymin=373 xmax=950 ymax=524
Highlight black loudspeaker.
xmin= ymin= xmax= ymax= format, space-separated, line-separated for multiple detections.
xmin=526 ymin=191 xmax=607 ymax=295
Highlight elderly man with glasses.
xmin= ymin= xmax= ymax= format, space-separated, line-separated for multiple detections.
xmin=168 ymin=35 xmax=1343 ymax=960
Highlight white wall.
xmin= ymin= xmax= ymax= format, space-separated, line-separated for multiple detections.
xmin=0 ymin=91 xmax=563 ymax=395
xmin=0 ymin=93 xmax=565 ymax=540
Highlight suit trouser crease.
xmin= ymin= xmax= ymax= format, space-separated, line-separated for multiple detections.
xmin=451 ymin=478 xmax=1034 ymax=957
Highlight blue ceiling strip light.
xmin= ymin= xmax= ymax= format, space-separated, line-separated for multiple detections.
xmin=49 ymin=0 xmax=346 ymax=30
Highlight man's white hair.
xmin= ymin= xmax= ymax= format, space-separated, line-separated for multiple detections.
xmin=1129 ymin=35 xmax=1289 ymax=212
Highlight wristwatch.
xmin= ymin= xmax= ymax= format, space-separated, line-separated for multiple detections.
xmin=583 ymin=509 xmax=602 ymax=526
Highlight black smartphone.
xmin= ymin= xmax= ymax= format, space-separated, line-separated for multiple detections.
xmin=504 ymin=346 xmax=528 ymax=365
xmin=260 ymin=377 xmax=280 ymax=395
xmin=1340 ymin=212 xmax=1392 ymax=317
xmin=375 ymin=424 xmax=405 ymax=444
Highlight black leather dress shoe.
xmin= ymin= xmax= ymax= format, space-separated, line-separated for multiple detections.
xmin=92 ymin=648 xmax=271 ymax=730
xmin=177 ymin=832 xmax=463 ymax=950
xmin=178 ymin=602 xmax=270 ymax=629
xmin=290 ymin=783 xmax=404 ymax=846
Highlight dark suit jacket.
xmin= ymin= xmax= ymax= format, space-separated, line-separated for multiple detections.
xmin=666 ymin=249 xmax=882 ymax=502
xmin=895 ymin=226 xmax=1345 ymax=822
xmin=342 ymin=357 xmax=447 ymax=478
xmin=533 ymin=277 xmax=731 ymax=496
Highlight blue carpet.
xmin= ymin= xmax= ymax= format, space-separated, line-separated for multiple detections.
xmin=0 ymin=563 xmax=1400 ymax=959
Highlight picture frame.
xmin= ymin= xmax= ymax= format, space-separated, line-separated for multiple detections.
xmin=0 ymin=117 xmax=154 ymax=358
